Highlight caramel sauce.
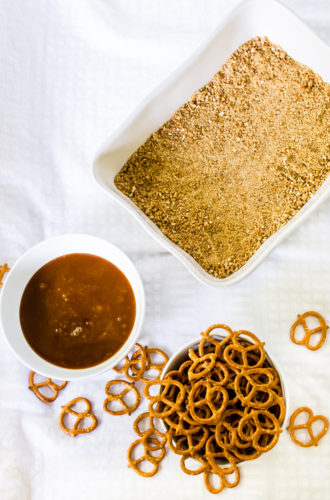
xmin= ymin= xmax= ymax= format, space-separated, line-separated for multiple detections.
xmin=19 ymin=253 xmax=136 ymax=369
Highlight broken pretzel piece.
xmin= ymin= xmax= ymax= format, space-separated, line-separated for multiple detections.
xmin=0 ymin=263 xmax=10 ymax=287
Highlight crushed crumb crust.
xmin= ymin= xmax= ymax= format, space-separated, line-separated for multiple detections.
xmin=115 ymin=37 xmax=330 ymax=278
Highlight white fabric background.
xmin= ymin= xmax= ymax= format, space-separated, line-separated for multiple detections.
xmin=0 ymin=0 xmax=330 ymax=499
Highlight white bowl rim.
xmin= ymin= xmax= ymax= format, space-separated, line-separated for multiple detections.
xmin=0 ymin=233 xmax=145 ymax=381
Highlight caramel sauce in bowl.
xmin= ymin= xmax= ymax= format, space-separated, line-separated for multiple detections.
xmin=0 ymin=234 xmax=145 ymax=380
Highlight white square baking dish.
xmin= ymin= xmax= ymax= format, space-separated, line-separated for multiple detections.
xmin=93 ymin=0 xmax=330 ymax=287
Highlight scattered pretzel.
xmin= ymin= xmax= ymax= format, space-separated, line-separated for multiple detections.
xmin=141 ymin=347 xmax=169 ymax=381
xmin=104 ymin=380 xmax=140 ymax=415
xmin=127 ymin=438 xmax=160 ymax=477
xmin=0 ymin=263 xmax=10 ymax=287
xmin=290 ymin=311 xmax=328 ymax=351
xmin=133 ymin=411 xmax=166 ymax=441
xmin=128 ymin=410 xmax=167 ymax=476
xmin=113 ymin=344 xmax=169 ymax=382
xmin=287 ymin=407 xmax=329 ymax=447
xmin=28 ymin=371 xmax=67 ymax=403
xmin=125 ymin=343 xmax=148 ymax=381
xmin=59 ymin=397 xmax=97 ymax=437
xmin=203 ymin=470 xmax=226 ymax=494
xmin=203 ymin=457 xmax=240 ymax=493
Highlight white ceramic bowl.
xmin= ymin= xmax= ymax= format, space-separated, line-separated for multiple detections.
xmin=0 ymin=234 xmax=145 ymax=381
xmin=161 ymin=333 xmax=289 ymax=461
xmin=93 ymin=0 xmax=330 ymax=287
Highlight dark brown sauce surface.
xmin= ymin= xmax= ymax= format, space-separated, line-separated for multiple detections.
xmin=19 ymin=253 xmax=136 ymax=369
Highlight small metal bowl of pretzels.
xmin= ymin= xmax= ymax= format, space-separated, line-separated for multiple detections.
xmin=150 ymin=324 xmax=289 ymax=494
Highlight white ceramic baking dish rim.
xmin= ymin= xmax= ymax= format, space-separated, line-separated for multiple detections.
xmin=92 ymin=0 xmax=330 ymax=287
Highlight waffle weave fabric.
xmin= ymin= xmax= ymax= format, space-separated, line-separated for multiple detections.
xmin=0 ymin=1 xmax=329 ymax=499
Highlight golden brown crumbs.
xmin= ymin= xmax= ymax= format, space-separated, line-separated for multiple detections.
xmin=115 ymin=37 xmax=330 ymax=278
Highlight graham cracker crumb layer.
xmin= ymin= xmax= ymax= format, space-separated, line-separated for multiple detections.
xmin=115 ymin=37 xmax=330 ymax=278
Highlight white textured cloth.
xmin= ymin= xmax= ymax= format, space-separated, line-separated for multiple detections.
xmin=0 ymin=1 xmax=330 ymax=499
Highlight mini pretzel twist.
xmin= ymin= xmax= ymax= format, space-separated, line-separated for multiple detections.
xmin=237 ymin=410 xmax=282 ymax=452
xmin=113 ymin=344 xmax=169 ymax=382
xmin=205 ymin=456 xmax=240 ymax=489
xmin=123 ymin=343 xmax=148 ymax=381
xmin=188 ymin=380 xmax=228 ymax=425
xmin=167 ymin=427 xmax=209 ymax=457
xmin=203 ymin=470 xmax=226 ymax=494
xmin=144 ymin=379 xmax=185 ymax=418
xmin=133 ymin=411 xmax=166 ymax=443
xmin=0 ymin=263 xmax=10 ymax=287
xmin=163 ymin=409 xmax=199 ymax=435
xmin=187 ymin=353 xmax=217 ymax=381
xmin=127 ymin=439 xmax=160 ymax=477
xmin=223 ymin=330 xmax=265 ymax=370
xmin=234 ymin=368 xmax=276 ymax=409
xmin=28 ymin=371 xmax=67 ymax=403
xmin=199 ymin=324 xmax=234 ymax=358
xmin=202 ymin=450 xmax=240 ymax=495
xmin=104 ymin=380 xmax=140 ymax=415
xmin=141 ymin=347 xmax=169 ymax=381
xmin=128 ymin=410 xmax=167 ymax=476
xmin=290 ymin=311 xmax=328 ymax=351
xmin=59 ymin=397 xmax=97 ymax=437
xmin=287 ymin=407 xmax=329 ymax=447
xmin=141 ymin=432 xmax=166 ymax=461
xmin=215 ymin=421 xmax=240 ymax=450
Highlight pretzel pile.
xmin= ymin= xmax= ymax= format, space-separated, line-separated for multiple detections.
xmin=129 ymin=325 xmax=285 ymax=494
